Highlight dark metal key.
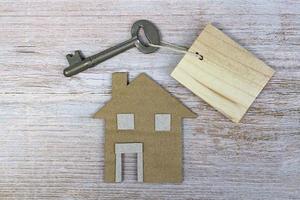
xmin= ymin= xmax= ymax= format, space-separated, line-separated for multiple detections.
xmin=63 ymin=20 xmax=161 ymax=77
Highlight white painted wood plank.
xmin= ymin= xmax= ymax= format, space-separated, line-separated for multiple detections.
xmin=0 ymin=0 xmax=299 ymax=199
xmin=115 ymin=153 xmax=122 ymax=183
xmin=137 ymin=152 xmax=143 ymax=183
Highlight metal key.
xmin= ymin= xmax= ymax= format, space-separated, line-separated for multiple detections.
xmin=63 ymin=20 xmax=161 ymax=77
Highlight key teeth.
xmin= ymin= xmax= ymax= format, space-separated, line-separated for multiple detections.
xmin=75 ymin=50 xmax=85 ymax=59
xmin=66 ymin=50 xmax=85 ymax=65
xmin=66 ymin=54 xmax=73 ymax=59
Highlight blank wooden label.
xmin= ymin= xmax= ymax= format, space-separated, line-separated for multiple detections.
xmin=171 ymin=24 xmax=275 ymax=123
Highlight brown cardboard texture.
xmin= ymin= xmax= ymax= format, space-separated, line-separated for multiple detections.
xmin=94 ymin=72 xmax=197 ymax=183
xmin=171 ymin=24 xmax=275 ymax=123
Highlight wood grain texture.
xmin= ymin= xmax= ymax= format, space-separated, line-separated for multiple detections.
xmin=171 ymin=24 xmax=275 ymax=123
xmin=0 ymin=0 xmax=299 ymax=199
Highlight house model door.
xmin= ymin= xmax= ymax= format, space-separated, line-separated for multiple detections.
xmin=115 ymin=143 xmax=143 ymax=182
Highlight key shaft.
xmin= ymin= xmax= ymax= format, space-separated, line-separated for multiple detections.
xmin=63 ymin=37 xmax=137 ymax=77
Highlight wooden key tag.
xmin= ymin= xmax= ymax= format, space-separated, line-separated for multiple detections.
xmin=171 ymin=24 xmax=275 ymax=123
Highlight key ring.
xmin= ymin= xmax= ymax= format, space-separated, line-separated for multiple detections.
xmin=137 ymin=26 xmax=204 ymax=60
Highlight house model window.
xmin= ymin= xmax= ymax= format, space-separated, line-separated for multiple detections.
xmin=155 ymin=114 xmax=171 ymax=131
xmin=117 ymin=114 xmax=135 ymax=130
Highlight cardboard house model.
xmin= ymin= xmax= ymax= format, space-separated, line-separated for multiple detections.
xmin=94 ymin=72 xmax=197 ymax=183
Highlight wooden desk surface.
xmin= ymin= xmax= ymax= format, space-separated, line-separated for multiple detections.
xmin=0 ymin=0 xmax=299 ymax=199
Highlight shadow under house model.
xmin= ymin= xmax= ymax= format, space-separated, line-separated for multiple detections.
xmin=94 ymin=72 xmax=197 ymax=183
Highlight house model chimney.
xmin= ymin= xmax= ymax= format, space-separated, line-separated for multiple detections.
xmin=112 ymin=72 xmax=128 ymax=97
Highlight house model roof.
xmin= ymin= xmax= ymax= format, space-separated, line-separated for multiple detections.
xmin=94 ymin=72 xmax=197 ymax=118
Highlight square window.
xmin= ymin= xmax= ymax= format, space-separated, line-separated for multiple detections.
xmin=155 ymin=114 xmax=171 ymax=131
xmin=117 ymin=114 xmax=135 ymax=130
